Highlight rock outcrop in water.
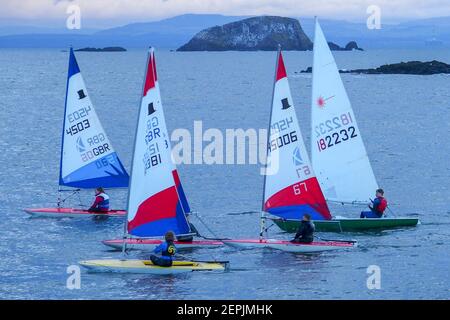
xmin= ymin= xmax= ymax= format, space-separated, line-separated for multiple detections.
xmin=300 ymin=60 xmax=450 ymax=75
xmin=327 ymin=41 xmax=363 ymax=51
xmin=75 ymin=47 xmax=127 ymax=52
xmin=177 ymin=16 xmax=312 ymax=51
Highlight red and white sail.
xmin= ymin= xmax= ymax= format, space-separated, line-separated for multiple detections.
xmin=311 ymin=19 xmax=378 ymax=203
xmin=126 ymin=48 xmax=190 ymax=237
xmin=263 ymin=49 xmax=331 ymax=221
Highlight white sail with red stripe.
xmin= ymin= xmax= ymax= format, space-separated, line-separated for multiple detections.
xmin=311 ymin=19 xmax=378 ymax=203
xmin=263 ymin=49 xmax=331 ymax=221
xmin=126 ymin=48 xmax=190 ymax=237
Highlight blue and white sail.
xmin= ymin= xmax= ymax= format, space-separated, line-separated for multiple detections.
xmin=59 ymin=48 xmax=129 ymax=189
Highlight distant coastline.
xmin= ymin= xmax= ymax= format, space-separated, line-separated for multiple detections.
xmin=74 ymin=47 xmax=127 ymax=52
xmin=300 ymin=60 xmax=450 ymax=75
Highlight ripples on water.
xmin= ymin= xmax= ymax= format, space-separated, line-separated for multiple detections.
xmin=0 ymin=49 xmax=449 ymax=299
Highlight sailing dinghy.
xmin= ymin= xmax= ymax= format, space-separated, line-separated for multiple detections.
xmin=81 ymin=49 xmax=226 ymax=274
xmin=24 ymin=48 xmax=129 ymax=218
xmin=272 ymin=19 xmax=419 ymax=232
xmin=223 ymin=48 xmax=355 ymax=253
xmin=102 ymin=48 xmax=222 ymax=251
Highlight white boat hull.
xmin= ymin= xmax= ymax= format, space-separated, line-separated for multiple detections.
xmin=223 ymin=238 xmax=356 ymax=253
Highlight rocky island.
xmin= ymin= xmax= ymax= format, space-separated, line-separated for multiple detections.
xmin=328 ymin=41 xmax=363 ymax=51
xmin=74 ymin=47 xmax=127 ymax=52
xmin=177 ymin=16 xmax=312 ymax=51
xmin=300 ymin=60 xmax=450 ymax=75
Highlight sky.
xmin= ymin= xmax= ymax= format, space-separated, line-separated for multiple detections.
xmin=1 ymin=0 xmax=450 ymax=28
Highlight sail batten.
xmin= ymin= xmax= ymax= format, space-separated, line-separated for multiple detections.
xmin=263 ymin=49 xmax=331 ymax=221
xmin=311 ymin=19 xmax=378 ymax=203
xmin=59 ymin=48 xmax=129 ymax=189
xmin=126 ymin=48 xmax=190 ymax=237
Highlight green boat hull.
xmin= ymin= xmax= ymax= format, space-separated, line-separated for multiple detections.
xmin=273 ymin=217 xmax=419 ymax=233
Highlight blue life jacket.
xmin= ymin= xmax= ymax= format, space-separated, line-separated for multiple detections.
xmin=154 ymin=241 xmax=176 ymax=261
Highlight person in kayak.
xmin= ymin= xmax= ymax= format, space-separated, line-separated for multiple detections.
xmin=292 ymin=214 xmax=315 ymax=243
xmin=150 ymin=231 xmax=176 ymax=267
xmin=88 ymin=187 xmax=110 ymax=213
xmin=360 ymin=188 xmax=388 ymax=218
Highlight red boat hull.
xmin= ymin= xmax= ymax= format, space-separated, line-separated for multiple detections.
xmin=24 ymin=207 xmax=126 ymax=218
xmin=103 ymin=238 xmax=224 ymax=250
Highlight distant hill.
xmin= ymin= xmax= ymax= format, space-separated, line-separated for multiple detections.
xmin=0 ymin=14 xmax=248 ymax=48
xmin=1 ymin=14 xmax=450 ymax=49
xmin=96 ymin=14 xmax=249 ymax=37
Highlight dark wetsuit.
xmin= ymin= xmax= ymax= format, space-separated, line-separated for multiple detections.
xmin=150 ymin=241 xmax=176 ymax=267
xmin=292 ymin=220 xmax=315 ymax=243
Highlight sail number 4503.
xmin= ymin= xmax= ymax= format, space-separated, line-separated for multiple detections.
xmin=66 ymin=119 xmax=90 ymax=136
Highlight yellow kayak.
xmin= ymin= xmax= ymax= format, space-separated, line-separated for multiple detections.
xmin=79 ymin=259 xmax=228 ymax=274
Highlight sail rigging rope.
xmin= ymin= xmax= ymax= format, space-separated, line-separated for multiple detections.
xmin=192 ymin=211 xmax=230 ymax=241
xmin=57 ymin=189 xmax=81 ymax=207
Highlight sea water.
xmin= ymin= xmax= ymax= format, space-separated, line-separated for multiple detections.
xmin=0 ymin=48 xmax=449 ymax=299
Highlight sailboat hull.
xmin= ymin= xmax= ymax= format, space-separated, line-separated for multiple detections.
xmin=273 ymin=217 xmax=420 ymax=233
xmin=24 ymin=208 xmax=126 ymax=218
xmin=102 ymin=238 xmax=223 ymax=251
xmin=223 ymin=239 xmax=355 ymax=253
xmin=79 ymin=259 xmax=227 ymax=274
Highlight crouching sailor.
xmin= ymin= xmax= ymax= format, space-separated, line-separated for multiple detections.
xmin=88 ymin=187 xmax=110 ymax=213
xmin=360 ymin=188 xmax=388 ymax=218
xmin=150 ymin=231 xmax=176 ymax=267
xmin=291 ymin=214 xmax=315 ymax=243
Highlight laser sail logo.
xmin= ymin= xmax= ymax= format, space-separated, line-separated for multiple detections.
xmin=316 ymin=95 xmax=335 ymax=108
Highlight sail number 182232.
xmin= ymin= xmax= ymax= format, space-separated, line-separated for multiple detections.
xmin=315 ymin=112 xmax=358 ymax=152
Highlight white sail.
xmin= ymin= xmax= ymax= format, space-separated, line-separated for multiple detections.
xmin=311 ymin=19 xmax=378 ymax=203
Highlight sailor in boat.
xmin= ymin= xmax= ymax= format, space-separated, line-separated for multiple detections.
xmin=291 ymin=214 xmax=315 ymax=243
xmin=360 ymin=189 xmax=388 ymax=218
xmin=150 ymin=231 xmax=177 ymax=267
xmin=88 ymin=187 xmax=110 ymax=213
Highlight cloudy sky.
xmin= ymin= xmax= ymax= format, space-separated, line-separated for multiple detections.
xmin=1 ymin=0 xmax=450 ymax=28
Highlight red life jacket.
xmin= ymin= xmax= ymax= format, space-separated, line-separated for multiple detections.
xmin=377 ymin=197 xmax=387 ymax=213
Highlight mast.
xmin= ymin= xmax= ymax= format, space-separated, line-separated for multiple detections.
xmin=260 ymin=44 xmax=282 ymax=240
xmin=58 ymin=47 xmax=72 ymax=206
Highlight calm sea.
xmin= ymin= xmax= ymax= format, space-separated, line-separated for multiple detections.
xmin=0 ymin=48 xmax=449 ymax=299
